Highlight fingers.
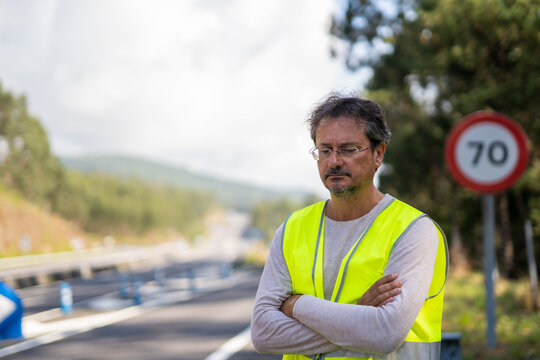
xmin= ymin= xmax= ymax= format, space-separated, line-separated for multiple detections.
xmin=373 ymin=285 xmax=402 ymax=307
xmin=357 ymin=273 xmax=403 ymax=307
xmin=379 ymin=296 xmax=395 ymax=307
xmin=380 ymin=278 xmax=403 ymax=295
xmin=373 ymin=273 xmax=399 ymax=287
xmin=371 ymin=274 xmax=403 ymax=297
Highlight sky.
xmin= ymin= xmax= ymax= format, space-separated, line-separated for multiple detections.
xmin=0 ymin=0 xmax=370 ymax=196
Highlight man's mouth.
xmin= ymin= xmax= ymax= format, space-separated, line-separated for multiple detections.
xmin=325 ymin=170 xmax=351 ymax=179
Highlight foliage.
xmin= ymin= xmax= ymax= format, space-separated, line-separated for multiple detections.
xmin=54 ymin=171 xmax=216 ymax=238
xmin=0 ymin=82 xmax=216 ymax=241
xmin=252 ymin=194 xmax=322 ymax=242
xmin=0 ymin=83 xmax=64 ymax=208
xmin=61 ymin=155 xmax=289 ymax=210
xmin=443 ymin=271 xmax=540 ymax=359
xmin=331 ymin=0 xmax=540 ymax=274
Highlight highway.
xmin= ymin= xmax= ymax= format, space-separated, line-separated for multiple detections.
xmin=3 ymin=266 xmax=278 ymax=360
xmin=0 ymin=211 xmax=281 ymax=359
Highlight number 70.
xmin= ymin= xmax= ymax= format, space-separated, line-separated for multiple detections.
xmin=468 ymin=141 xmax=508 ymax=166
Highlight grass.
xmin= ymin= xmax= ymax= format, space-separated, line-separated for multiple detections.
xmin=0 ymin=187 xmax=85 ymax=256
xmin=443 ymin=270 xmax=540 ymax=359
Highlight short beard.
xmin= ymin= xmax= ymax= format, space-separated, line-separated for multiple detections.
xmin=328 ymin=184 xmax=359 ymax=200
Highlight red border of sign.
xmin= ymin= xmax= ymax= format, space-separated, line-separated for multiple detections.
xmin=445 ymin=111 xmax=530 ymax=193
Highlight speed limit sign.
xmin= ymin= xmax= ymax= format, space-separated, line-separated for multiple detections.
xmin=445 ymin=110 xmax=530 ymax=348
xmin=445 ymin=111 xmax=529 ymax=193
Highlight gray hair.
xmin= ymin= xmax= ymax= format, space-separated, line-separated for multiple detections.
xmin=307 ymin=92 xmax=392 ymax=149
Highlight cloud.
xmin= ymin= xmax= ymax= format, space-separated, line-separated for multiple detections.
xmin=0 ymin=0 xmax=367 ymax=195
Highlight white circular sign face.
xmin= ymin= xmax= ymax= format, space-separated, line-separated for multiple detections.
xmin=455 ymin=123 xmax=519 ymax=184
xmin=445 ymin=111 xmax=529 ymax=193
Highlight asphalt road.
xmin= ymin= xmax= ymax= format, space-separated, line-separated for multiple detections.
xmin=2 ymin=211 xmax=284 ymax=360
xmin=4 ymin=267 xmax=281 ymax=360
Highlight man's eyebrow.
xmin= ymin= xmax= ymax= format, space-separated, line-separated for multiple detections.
xmin=340 ymin=142 xmax=361 ymax=146
xmin=317 ymin=141 xmax=360 ymax=147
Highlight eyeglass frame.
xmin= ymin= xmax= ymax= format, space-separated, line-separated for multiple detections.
xmin=309 ymin=145 xmax=370 ymax=161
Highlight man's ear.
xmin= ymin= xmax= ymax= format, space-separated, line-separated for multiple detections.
xmin=375 ymin=143 xmax=386 ymax=169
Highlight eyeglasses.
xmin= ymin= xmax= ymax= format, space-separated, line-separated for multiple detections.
xmin=309 ymin=145 xmax=369 ymax=161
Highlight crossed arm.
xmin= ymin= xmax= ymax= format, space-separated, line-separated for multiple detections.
xmin=250 ymin=218 xmax=438 ymax=355
xmin=280 ymin=273 xmax=402 ymax=317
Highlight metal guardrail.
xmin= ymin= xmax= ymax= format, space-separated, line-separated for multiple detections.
xmin=0 ymin=239 xmax=245 ymax=289
xmin=0 ymin=242 xmax=198 ymax=289
xmin=1 ymin=212 xmax=251 ymax=290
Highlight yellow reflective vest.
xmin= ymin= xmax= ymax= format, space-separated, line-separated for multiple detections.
xmin=281 ymin=199 xmax=447 ymax=360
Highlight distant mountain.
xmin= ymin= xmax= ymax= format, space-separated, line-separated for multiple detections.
xmin=60 ymin=155 xmax=302 ymax=209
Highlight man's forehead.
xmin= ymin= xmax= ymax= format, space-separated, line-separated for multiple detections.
xmin=316 ymin=116 xmax=365 ymax=141
xmin=319 ymin=116 xmax=363 ymax=128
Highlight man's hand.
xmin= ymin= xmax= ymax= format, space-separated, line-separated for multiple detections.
xmin=357 ymin=273 xmax=402 ymax=307
xmin=280 ymin=294 xmax=302 ymax=318
xmin=280 ymin=274 xmax=401 ymax=318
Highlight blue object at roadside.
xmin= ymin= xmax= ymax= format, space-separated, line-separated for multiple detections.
xmin=60 ymin=282 xmax=73 ymax=315
xmin=132 ymin=277 xmax=142 ymax=305
xmin=0 ymin=282 xmax=23 ymax=340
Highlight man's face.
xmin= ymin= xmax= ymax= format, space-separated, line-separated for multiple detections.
xmin=315 ymin=116 xmax=385 ymax=198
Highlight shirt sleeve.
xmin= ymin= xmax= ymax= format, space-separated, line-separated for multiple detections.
xmin=291 ymin=217 xmax=439 ymax=355
xmin=250 ymin=224 xmax=339 ymax=355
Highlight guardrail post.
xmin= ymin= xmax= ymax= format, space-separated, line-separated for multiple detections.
xmin=187 ymin=268 xmax=196 ymax=293
xmin=153 ymin=268 xmax=165 ymax=287
xmin=80 ymin=263 xmax=93 ymax=279
xmin=60 ymin=282 xmax=73 ymax=315
xmin=220 ymin=262 xmax=232 ymax=278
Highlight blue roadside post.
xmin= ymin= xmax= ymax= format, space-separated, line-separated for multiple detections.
xmin=132 ymin=277 xmax=143 ymax=305
xmin=0 ymin=282 xmax=24 ymax=340
xmin=60 ymin=282 xmax=73 ymax=315
xmin=118 ymin=273 xmax=130 ymax=299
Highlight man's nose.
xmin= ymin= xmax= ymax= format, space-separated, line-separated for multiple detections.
xmin=328 ymin=150 xmax=343 ymax=168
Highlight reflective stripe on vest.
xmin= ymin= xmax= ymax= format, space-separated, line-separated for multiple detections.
xmin=281 ymin=199 xmax=447 ymax=360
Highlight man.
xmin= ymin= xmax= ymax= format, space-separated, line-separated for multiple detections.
xmin=251 ymin=93 xmax=447 ymax=359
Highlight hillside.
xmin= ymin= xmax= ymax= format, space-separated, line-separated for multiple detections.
xmin=0 ymin=186 xmax=85 ymax=256
xmin=60 ymin=155 xmax=300 ymax=209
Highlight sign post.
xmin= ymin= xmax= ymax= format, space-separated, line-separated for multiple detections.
xmin=524 ymin=220 xmax=539 ymax=310
xmin=482 ymin=194 xmax=496 ymax=347
xmin=445 ymin=111 xmax=529 ymax=348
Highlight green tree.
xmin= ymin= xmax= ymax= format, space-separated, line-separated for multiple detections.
xmin=56 ymin=171 xmax=216 ymax=236
xmin=0 ymin=82 xmax=65 ymax=208
xmin=54 ymin=171 xmax=217 ymax=238
xmin=0 ymin=82 xmax=216 ymax=240
xmin=331 ymin=0 xmax=540 ymax=276
xmin=252 ymin=194 xmax=322 ymax=242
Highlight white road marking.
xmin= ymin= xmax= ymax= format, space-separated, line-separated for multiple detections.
xmin=0 ymin=273 xmax=250 ymax=358
xmin=203 ymin=326 xmax=252 ymax=360
xmin=0 ymin=306 xmax=145 ymax=357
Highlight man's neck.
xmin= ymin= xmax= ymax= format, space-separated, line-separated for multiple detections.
xmin=326 ymin=186 xmax=384 ymax=221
